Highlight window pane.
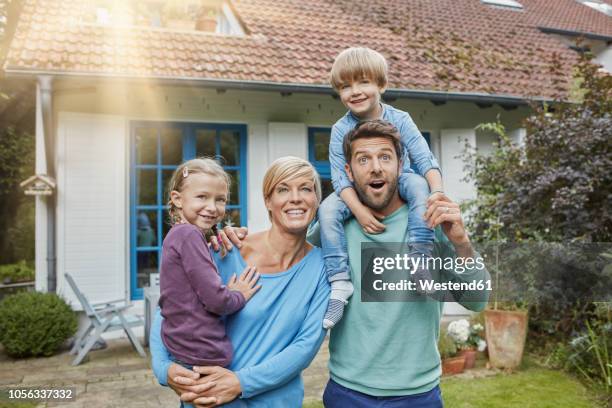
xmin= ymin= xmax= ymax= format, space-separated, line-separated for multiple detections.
xmin=162 ymin=213 xmax=173 ymax=240
xmin=227 ymin=170 xmax=239 ymax=205
xmin=137 ymin=250 xmax=158 ymax=289
xmin=313 ymin=131 xmax=330 ymax=162
xmin=223 ymin=209 xmax=241 ymax=228
xmin=161 ymin=128 xmax=183 ymax=165
xmin=195 ymin=129 xmax=216 ymax=158
xmin=135 ymin=127 xmax=157 ymax=164
xmin=321 ymin=178 xmax=334 ymax=200
xmin=219 ymin=130 xmax=240 ymax=165
xmin=136 ymin=210 xmax=157 ymax=247
xmin=162 ymin=168 xmax=177 ymax=206
xmin=137 ymin=169 xmax=157 ymax=205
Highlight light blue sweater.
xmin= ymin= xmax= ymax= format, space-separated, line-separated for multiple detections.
xmin=150 ymin=246 xmax=330 ymax=407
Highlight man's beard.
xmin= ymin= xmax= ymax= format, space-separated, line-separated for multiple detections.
xmin=353 ymin=173 xmax=398 ymax=212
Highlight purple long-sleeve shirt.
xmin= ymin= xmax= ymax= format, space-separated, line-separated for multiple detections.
xmin=159 ymin=223 xmax=245 ymax=366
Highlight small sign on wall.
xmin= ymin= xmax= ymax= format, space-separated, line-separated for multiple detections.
xmin=20 ymin=174 xmax=56 ymax=196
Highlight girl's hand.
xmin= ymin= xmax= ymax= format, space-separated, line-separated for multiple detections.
xmin=192 ymin=366 xmax=242 ymax=407
xmin=227 ymin=266 xmax=261 ymax=301
xmin=209 ymin=226 xmax=248 ymax=252
xmin=354 ymin=207 xmax=386 ymax=234
xmin=167 ymin=363 xmax=217 ymax=406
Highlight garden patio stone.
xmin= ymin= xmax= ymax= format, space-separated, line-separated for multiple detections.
xmin=0 ymin=335 xmax=330 ymax=407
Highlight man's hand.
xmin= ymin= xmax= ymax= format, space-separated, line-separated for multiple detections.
xmin=167 ymin=363 xmax=217 ymax=407
xmin=354 ymin=206 xmax=386 ymax=234
xmin=425 ymin=192 xmax=473 ymax=256
xmin=209 ymin=226 xmax=248 ymax=252
xmin=192 ymin=366 xmax=242 ymax=407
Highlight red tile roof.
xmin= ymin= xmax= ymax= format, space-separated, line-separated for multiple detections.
xmin=521 ymin=0 xmax=612 ymax=38
xmin=3 ymin=0 xmax=609 ymax=100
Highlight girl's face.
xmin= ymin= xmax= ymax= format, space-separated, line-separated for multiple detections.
xmin=265 ymin=175 xmax=319 ymax=234
xmin=170 ymin=173 xmax=228 ymax=233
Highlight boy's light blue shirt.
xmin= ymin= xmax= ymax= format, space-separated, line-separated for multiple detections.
xmin=150 ymin=247 xmax=330 ymax=407
xmin=330 ymin=103 xmax=440 ymax=195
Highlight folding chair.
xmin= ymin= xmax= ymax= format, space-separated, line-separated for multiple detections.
xmin=64 ymin=273 xmax=146 ymax=365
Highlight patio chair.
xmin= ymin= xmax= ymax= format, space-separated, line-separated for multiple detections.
xmin=64 ymin=273 xmax=146 ymax=365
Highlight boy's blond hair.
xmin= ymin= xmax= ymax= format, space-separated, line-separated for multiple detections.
xmin=330 ymin=47 xmax=388 ymax=90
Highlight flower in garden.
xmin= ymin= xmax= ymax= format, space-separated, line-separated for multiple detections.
xmin=448 ymin=319 xmax=470 ymax=344
xmin=477 ymin=339 xmax=487 ymax=352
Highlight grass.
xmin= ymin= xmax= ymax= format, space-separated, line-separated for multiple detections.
xmin=301 ymin=360 xmax=603 ymax=408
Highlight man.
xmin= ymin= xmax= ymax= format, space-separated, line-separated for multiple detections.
xmin=321 ymin=119 xmax=489 ymax=407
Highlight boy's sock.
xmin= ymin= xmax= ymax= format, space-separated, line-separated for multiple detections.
xmin=323 ymin=280 xmax=354 ymax=329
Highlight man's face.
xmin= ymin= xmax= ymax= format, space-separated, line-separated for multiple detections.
xmin=345 ymin=136 xmax=400 ymax=212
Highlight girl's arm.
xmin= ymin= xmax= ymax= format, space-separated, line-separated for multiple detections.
xmin=234 ymin=269 xmax=330 ymax=398
xmin=180 ymin=228 xmax=246 ymax=316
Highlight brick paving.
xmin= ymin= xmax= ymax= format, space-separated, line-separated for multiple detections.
xmin=0 ymin=336 xmax=329 ymax=407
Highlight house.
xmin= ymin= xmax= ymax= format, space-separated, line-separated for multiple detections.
xmin=2 ymin=0 xmax=610 ymax=322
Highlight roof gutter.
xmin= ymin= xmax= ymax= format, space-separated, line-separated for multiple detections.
xmin=538 ymin=26 xmax=612 ymax=42
xmin=3 ymin=68 xmax=549 ymax=106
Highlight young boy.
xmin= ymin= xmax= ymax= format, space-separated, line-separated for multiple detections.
xmin=320 ymin=47 xmax=444 ymax=329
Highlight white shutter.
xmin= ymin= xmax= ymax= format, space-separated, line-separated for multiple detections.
xmin=56 ymin=113 xmax=127 ymax=309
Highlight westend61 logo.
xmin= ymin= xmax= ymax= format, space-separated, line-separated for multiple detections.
xmin=361 ymin=242 xmax=491 ymax=302
xmin=360 ymin=242 xmax=612 ymax=304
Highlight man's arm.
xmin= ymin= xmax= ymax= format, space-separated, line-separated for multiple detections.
xmin=426 ymin=193 xmax=490 ymax=311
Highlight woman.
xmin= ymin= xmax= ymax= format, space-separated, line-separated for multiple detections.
xmin=150 ymin=156 xmax=330 ymax=407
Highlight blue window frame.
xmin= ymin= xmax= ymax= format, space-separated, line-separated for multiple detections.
xmin=307 ymin=127 xmax=431 ymax=198
xmin=308 ymin=127 xmax=333 ymax=199
xmin=129 ymin=121 xmax=247 ymax=300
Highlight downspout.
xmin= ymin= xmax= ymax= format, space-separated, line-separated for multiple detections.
xmin=38 ymin=76 xmax=56 ymax=292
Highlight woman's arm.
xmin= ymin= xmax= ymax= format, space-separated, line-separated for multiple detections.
xmin=150 ymin=309 xmax=173 ymax=385
xmin=233 ymin=269 xmax=330 ymax=398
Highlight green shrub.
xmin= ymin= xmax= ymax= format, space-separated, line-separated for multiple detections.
xmin=0 ymin=261 xmax=34 ymax=284
xmin=438 ymin=329 xmax=458 ymax=359
xmin=0 ymin=292 xmax=77 ymax=357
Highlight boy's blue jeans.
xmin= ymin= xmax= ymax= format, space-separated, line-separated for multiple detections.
xmin=319 ymin=172 xmax=434 ymax=281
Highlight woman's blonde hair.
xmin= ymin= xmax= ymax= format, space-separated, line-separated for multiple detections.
xmin=330 ymin=47 xmax=388 ymax=90
xmin=167 ymin=157 xmax=231 ymax=225
xmin=263 ymin=157 xmax=322 ymax=218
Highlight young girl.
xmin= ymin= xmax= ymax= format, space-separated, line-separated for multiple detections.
xmin=159 ymin=158 xmax=260 ymax=378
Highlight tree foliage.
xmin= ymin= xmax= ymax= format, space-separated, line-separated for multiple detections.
xmin=463 ymin=53 xmax=611 ymax=244
xmin=462 ymin=53 xmax=612 ymax=340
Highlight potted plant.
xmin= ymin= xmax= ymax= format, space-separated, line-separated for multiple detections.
xmin=438 ymin=328 xmax=465 ymax=375
xmin=447 ymin=318 xmax=487 ymax=369
xmin=195 ymin=7 xmax=218 ymax=32
xmin=483 ymin=230 xmax=529 ymax=369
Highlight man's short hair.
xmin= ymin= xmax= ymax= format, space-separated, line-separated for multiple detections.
xmin=330 ymin=47 xmax=388 ymax=90
xmin=343 ymin=119 xmax=402 ymax=162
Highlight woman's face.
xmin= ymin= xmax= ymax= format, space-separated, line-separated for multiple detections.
xmin=265 ymin=175 xmax=319 ymax=234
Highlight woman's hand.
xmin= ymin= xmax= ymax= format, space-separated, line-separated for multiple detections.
xmin=210 ymin=226 xmax=248 ymax=252
xmin=192 ymin=366 xmax=242 ymax=406
xmin=354 ymin=207 xmax=386 ymax=234
xmin=167 ymin=363 xmax=217 ymax=407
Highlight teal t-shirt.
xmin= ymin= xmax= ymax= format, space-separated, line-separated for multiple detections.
xmin=328 ymin=204 xmax=489 ymax=396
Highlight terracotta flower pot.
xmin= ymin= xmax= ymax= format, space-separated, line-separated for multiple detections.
xmin=196 ymin=17 xmax=217 ymax=32
xmin=442 ymin=356 xmax=465 ymax=376
xmin=484 ymin=309 xmax=528 ymax=369
xmin=459 ymin=348 xmax=477 ymax=369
